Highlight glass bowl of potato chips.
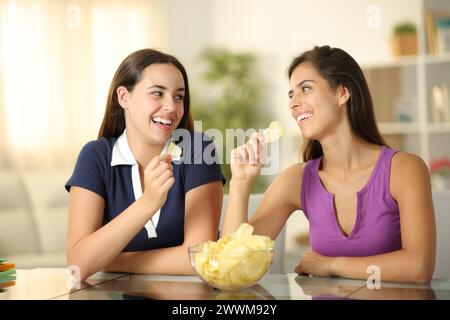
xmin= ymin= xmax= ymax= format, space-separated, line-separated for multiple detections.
xmin=188 ymin=223 xmax=274 ymax=291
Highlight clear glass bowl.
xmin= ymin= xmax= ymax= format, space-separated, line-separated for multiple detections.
xmin=188 ymin=244 xmax=274 ymax=291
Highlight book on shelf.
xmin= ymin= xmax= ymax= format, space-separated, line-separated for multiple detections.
xmin=431 ymin=83 xmax=450 ymax=123
xmin=425 ymin=11 xmax=438 ymax=54
xmin=425 ymin=11 xmax=450 ymax=54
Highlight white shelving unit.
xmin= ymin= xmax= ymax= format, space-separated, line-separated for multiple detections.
xmin=362 ymin=0 xmax=450 ymax=170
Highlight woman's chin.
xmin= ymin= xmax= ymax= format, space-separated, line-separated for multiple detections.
xmin=146 ymin=130 xmax=171 ymax=145
xmin=299 ymin=128 xmax=311 ymax=140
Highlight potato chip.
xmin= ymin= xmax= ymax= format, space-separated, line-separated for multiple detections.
xmin=190 ymin=223 xmax=274 ymax=290
xmin=167 ymin=142 xmax=182 ymax=161
xmin=263 ymin=121 xmax=285 ymax=143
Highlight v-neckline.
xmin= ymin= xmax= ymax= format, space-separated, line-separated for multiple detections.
xmin=315 ymin=146 xmax=386 ymax=239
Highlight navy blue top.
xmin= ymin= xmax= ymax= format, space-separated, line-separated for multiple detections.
xmin=65 ymin=131 xmax=225 ymax=252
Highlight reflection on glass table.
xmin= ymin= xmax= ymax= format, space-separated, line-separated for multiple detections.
xmin=0 ymin=269 xmax=127 ymax=300
xmin=64 ymin=274 xmax=366 ymax=300
xmin=295 ymin=276 xmax=450 ymax=300
xmin=346 ymin=279 xmax=450 ymax=300
xmin=65 ymin=275 xmax=283 ymax=300
xmin=2 ymin=269 xmax=449 ymax=300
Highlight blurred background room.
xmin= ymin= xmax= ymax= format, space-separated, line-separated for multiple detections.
xmin=0 ymin=0 xmax=449 ymax=277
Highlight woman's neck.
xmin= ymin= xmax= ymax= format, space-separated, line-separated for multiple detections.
xmin=125 ymin=130 xmax=166 ymax=169
xmin=319 ymin=125 xmax=380 ymax=177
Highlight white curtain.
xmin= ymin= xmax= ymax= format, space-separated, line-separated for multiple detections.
xmin=0 ymin=0 xmax=168 ymax=170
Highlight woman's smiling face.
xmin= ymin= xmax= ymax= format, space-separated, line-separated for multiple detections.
xmin=288 ymin=62 xmax=345 ymax=141
xmin=120 ymin=63 xmax=185 ymax=145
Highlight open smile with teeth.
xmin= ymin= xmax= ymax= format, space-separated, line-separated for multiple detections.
xmin=152 ymin=116 xmax=173 ymax=127
xmin=297 ymin=112 xmax=313 ymax=123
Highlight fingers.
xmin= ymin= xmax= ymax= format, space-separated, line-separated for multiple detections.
xmin=155 ymin=166 xmax=174 ymax=186
xmin=147 ymin=154 xmax=172 ymax=172
xmin=257 ymin=133 xmax=266 ymax=165
xmin=295 ymin=263 xmax=308 ymax=276
xmin=232 ymin=132 xmax=265 ymax=165
xmin=147 ymin=154 xmax=163 ymax=171
xmin=145 ymin=156 xmax=174 ymax=185
xmin=231 ymin=148 xmax=243 ymax=165
xmin=160 ymin=154 xmax=172 ymax=164
xmin=150 ymin=161 xmax=173 ymax=180
xmin=247 ymin=132 xmax=259 ymax=165
xmin=160 ymin=176 xmax=175 ymax=193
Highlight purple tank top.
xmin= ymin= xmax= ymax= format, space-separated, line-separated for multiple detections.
xmin=301 ymin=146 xmax=402 ymax=257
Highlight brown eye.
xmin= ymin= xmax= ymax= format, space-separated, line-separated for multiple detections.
xmin=302 ymin=86 xmax=311 ymax=93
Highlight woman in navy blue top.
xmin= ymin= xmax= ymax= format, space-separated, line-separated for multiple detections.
xmin=65 ymin=49 xmax=225 ymax=281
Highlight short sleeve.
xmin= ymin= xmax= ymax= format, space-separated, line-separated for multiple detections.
xmin=65 ymin=140 xmax=107 ymax=199
xmin=182 ymin=132 xmax=226 ymax=194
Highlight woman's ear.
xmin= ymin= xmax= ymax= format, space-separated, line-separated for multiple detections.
xmin=338 ymin=85 xmax=351 ymax=107
xmin=117 ymin=86 xmax=130 ymax=109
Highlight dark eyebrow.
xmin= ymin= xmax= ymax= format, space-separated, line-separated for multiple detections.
xmin=288 ymin=79 xmax=316 ymax=96
xmin=297 ymin=79 xmax=316 ymax=87
xmin=147 ymin=85 xmax=185 ymax=92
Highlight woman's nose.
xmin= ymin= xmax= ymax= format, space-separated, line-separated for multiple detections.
xmin=289 ymin=95 xmax=300 ymax=110
xmin=162 ymin=97 xmax=177 ymax=111
xmin=290 ymin=90 xmax=305 ymax=110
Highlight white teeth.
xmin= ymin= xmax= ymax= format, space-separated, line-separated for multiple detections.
xmin=297 ymin=113 xmax=313 ymax=122
xmin=152 ymin=116 xmax=173 ymax=125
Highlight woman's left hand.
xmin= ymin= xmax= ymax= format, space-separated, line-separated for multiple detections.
xmin=295 ymin=251 xmax=335 ymax=277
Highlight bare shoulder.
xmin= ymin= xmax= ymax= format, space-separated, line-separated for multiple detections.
xmin=266 ymin=162 xmax=304 ymax=210
xmin=391 ymin=151 xmax=429 ymax=178
xmin=276 ymin=162 xmax=304 ymax=187
xmin=391 ymin=151 xmax=431 ymax=199
xmin=280 ymin=162 xmax=304 ymax=177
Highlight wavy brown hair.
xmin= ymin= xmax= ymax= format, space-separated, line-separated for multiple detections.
xmin=98 ymin=49 xmax=194 ymax=138
xmin=288 ymin=45 xmax=387 ymax=162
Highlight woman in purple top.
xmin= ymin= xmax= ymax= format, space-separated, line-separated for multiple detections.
xmin=222 ymin=46 xmax=436 ymax=284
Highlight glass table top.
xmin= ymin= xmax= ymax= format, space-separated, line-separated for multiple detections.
xmin=2 ymin=269 xmax=450 ymax=300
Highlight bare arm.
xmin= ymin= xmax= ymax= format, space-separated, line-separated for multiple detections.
xmin=296 ymin=152 xmax=436 ymax=284
xmin=248 ymin=163 xmax=302 ymax=239
xmin=104 ymin=180 xmax=223 ymax=275
xmin=66 ymin=155 xmax=174 ymax=281
xmin=66 ymin=187 xmax=160 ymax=281
xmin=222 ymin=132 xmax=302 ymax=239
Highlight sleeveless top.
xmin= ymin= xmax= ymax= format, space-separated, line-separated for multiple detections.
xmin=301 ymin=146 xmax=402 ymax=257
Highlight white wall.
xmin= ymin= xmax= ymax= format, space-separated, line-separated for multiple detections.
xmin=168 ymin=0 xmax=421 ymax=170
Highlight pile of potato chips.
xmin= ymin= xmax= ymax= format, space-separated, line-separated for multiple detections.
xmin=191 ymin=223 xmax=274 ymax=290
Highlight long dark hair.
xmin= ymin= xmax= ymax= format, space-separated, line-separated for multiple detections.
xmin=288 ymin=45 xmax=386 ymax=162
xmin=98 ymin=49 xmax=194 ymax=138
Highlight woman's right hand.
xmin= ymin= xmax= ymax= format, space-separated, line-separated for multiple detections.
xmin=141 ymin=154 xmax=175 ymax=211
xmin=230 ymin=132 xmax=266 ymax=182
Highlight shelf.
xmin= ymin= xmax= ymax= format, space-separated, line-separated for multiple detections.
xmin=427 ymin=123 xmax=450 ymax=133
xmin=362 ymin=56 xmax=418 ymax=69
xmin=378 ymin=123 xmax=421 ymax=135
xmin=362 ymin=53 xmax=450 ymax=69
xmin=424 ymin=53 xmax=450 ymax=65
